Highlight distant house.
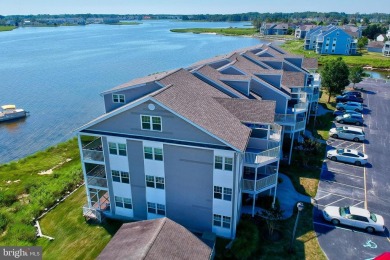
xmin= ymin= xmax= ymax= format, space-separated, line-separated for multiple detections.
xmin=376 ymin=34 xmax=386 ymax=42
xmin=295 ymin=25 xmax=317 ymax=39
xmin=304 ymin=25 xmax=357 ymax=55
xmin=260 ymin=23 xmax=289 ymax=35
xmin=367 ymin=41 xmax=384 ymax=53
xmin=97 ymin=218 xmax=214 ymax=260
xmin=386 ymin=25 xmax=390 ymax=39
xmin=383 ymin=41 xmax=390 ymax=56
xmin=340 ymin=25 xmax=363 ymax=38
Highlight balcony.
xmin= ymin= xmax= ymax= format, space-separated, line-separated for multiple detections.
xmin=86 ymin=164 xmax=107 ymax=188
xmin=244 ymin=147 xmax=279 ymax=166
xmin=82 ymin=138 xmax=104 ymax=162
xmin=275 ymin=114 xmax=295 ymax=125
xmin=242 ymin=173 xmax=278 ymax=193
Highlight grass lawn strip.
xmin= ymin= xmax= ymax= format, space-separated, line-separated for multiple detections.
xmin=170 ymin=27 xmax=257 ymax=36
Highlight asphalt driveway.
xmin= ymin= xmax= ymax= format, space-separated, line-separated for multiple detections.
xmin=313 ymin=78 xmax=390 ymax=260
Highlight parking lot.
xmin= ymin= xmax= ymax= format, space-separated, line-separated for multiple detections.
xmin=313 ymin=78 xmax=390 ymax=260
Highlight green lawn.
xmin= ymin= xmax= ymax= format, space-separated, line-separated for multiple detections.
xmin=0 ymin=26 xmax=16 ymax=32
xmin=0 ymin=138 xmax=83 ymax=245
xmin=36 ymin=187 xmax=122 ymax=260
xmin=281 ymin=40 xmax=390 ymax=69
xmin=170 ymin=27 xmax=257 ymax=36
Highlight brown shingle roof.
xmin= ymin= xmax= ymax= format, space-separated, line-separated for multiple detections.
xmin=282 ymin=71 xmax=306 ymax=87
xmin=156 ymin=69 xmax=251 ymax=152
xmin=97 ymin=218 xmax=212 ymax=260
xmin=302 ymin=58 xmax=318 ymax=70
xmin=215 ymin=98 xmax=275 ymax=124
xmin=105 ymin=69 xmax=179 ymax=93
xmin=367 ymin=41 xmax=384 ymax=48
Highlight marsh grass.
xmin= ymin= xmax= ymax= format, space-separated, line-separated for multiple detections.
xmin=170 ymin=27 xmax=257 ymax=36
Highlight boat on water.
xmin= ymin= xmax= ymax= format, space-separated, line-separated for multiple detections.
xmin=0 ymin=105 xmax=28 ymax=122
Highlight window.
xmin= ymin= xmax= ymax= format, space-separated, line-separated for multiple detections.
xmin=123 ymin=198 xmax=132 ymax=209
xmin=215 ymin=156 xmax=233 ymax=171
xmin=223 ymin=216 xmax=231 ymax=228
xmin=115 ymin=196 xmax=123 ymax=207
xmin=214 ymin=156 xmax=223 ymax=170
xmin=121 ymin=171 xmax=130 ymax=184
xmin=118 ymin=143 xmax=127 ymax=156
xmin=223 ymin=188 xmax=232 ymax=201
xmin=141 ymin=115 xmax=162 ymax=131
xmin=146 ymin=175 xmax=155 ymax=188
xmin=147 ymin=202 xmax=156 ymax=214
xmin=213 ymin=214 xmax=222 ymax=226
xmin=214 ymin=186 xmax=222 ymax=199
xmin=113 ymin=94 xmax=125 ymax=103
xmin=144 ymin=147 xmax=153 ymax=159
xmin=146 ymin=175 xmax=165 ymax=190
xmin=115 ymin=196 xmax=132 ymax=209
xmin=109 ymin=142 xmax=117 ymax=155
xmin=155 ymin=177 xmax=165 ymax=189
xmin=144 ymin=147 xmax=163 ymax=161
xmin=109 ymin=142 xmax=126 ymax=156
xmin=224 ymin=158 xmax=233 ymax=171
xmin=154 ymin=148 xmax=163 ymax=161
xmin=112 ymin=170 xmax=120 ymax=182
xmin=157 ymin=204 xmax=166 ymax=215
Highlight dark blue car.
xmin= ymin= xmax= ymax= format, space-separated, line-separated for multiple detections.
xmin=342 ymin=91 xmax=362 ymax=98
xmin=336 ymin=94 xmax=363 ymax=103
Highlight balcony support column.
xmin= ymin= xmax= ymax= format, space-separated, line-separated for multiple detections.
xmin=288 ymin=131 xmax=295 ymax=165
xmin=272 ymin=161 xmax=280 ymax=208
xmin=252 ymin=167 xmax=258 ymax=217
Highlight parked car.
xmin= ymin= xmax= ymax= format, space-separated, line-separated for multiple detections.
xmin=323 ymin=206 xmax=385 ymax=233
xmin=327 ymin=148 xmax=367 ymax=166
xmin=329 ymin=126 xmax=365 ymax=142
xmin=335 ymin=113 xmax=363 ymax=126
xmin=333 ymin=110 xmax=362 ymax=117
xmin=336 ymin=102 xmax=363 ymax=112
xmin=342 ymin=90 xmax=362 ymax=98
xmin=336 ymin=94 xmax=363 ymax=103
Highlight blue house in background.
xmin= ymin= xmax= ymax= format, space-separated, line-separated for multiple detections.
xmin=260 ymin=23 xmax=289 ymax=35
xmin=304 ymin=25 xmax=357 ymax=55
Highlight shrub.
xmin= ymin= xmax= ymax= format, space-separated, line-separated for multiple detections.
xmin=0 ymin=211 xmax=9 ymax=231
xmin=0 ymin=190 xmax=17 ymax=206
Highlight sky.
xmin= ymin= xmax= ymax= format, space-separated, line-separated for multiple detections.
xmin=1 ymin=0 xmax=390 ymax=16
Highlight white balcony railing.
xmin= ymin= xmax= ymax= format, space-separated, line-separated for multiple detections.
xmin=242 ymin=173 xmax=278 ymax=192
xmin=245 ymin=147 xmax=280 ymax=165
xmin=275 ymin=114 xmax=296 ymax=124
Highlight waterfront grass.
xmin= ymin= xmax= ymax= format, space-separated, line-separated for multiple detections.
xmin=0 ymin=26 xmax=16 ymax=32
xmin=36 ymin=187 xmax=122 ymax=260
xmin=0 ymin=138 xmax=83 ymax=245
xmin=281 ymin=40 xmax=390 ymax=69
xmin=108 ymin=22 xmax=142 ymax=25
xmin=170 ymin=27 xmax=257 ymax=36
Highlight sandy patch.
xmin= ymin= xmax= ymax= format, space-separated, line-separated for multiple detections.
xmin=38 ymin=158 xmax=72 ymax=175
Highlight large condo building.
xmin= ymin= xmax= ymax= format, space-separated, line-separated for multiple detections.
xmin=77 ymin=43 xmax=320 ymax=239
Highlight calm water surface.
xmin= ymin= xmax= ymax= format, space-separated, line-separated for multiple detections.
xmin=0 ymin=21 xmax=263 ymax=163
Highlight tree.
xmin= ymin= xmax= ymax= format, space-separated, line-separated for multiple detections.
xmin=321 ymin=57 xmax=350 ymax=103
xmin=259 ymin=205 xmax=284 ymax=239
xmin=349 ymin=66 xmax=364 ymax=89
xmin=357 ymin=36 xmax=368 ymax=52
xmin=341 ymin=17 xmax=349 ymax=25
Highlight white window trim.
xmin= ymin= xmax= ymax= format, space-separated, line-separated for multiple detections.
xmin=140 ymin=115 xmax=162 ymax=132
xmin=144 ymin=146 xmax=164 ymax=161
xmin=214 ymin=156 xmax=233 ymax=171
xmin=113 ymin=94 xmax=125 ymax=104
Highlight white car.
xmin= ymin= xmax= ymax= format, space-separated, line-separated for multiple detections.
xmin=329 ymin=126 xmax=365 ymax=142
xmin=323 ymin=206 xmax=385 ymax=233
xmin=327 ymin=148 xmax=367 ymax=166
xmin=336 ymin=102 xmax=363 ymax=112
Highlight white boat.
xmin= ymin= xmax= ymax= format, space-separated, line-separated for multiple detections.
xmin=0 ymin=105 xmax=28 ymax=122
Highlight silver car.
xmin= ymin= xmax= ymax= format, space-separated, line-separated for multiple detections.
xmin=327 ymin=148 xmax=367 ymax=166
xmin=336 ymin=102 xmax=363 ymax=112
xmin=329 ymin=126 xmax=365 ymax=142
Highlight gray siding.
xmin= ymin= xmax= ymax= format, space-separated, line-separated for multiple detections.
xmin=127 ymin=139 xmax=147 ymax=220
xmin=220 ymin=67 xmax=244 ymax=75
xmin=164 ymin=144 xmax=213 ymax=233
xmin=89 ymin=101 xmax=226 ymax=146
xmin=104 ymin=82 xmax=162 ymax=113
xmin=222 ymin=80 xmax=249 ymax=96
xmin=250 ymin=79 xmax=288 ymax=114
xmin=285 ymin=58 xmax=303 ymax=68
xmin=256 ymin=74 xmax=281 ymax=88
